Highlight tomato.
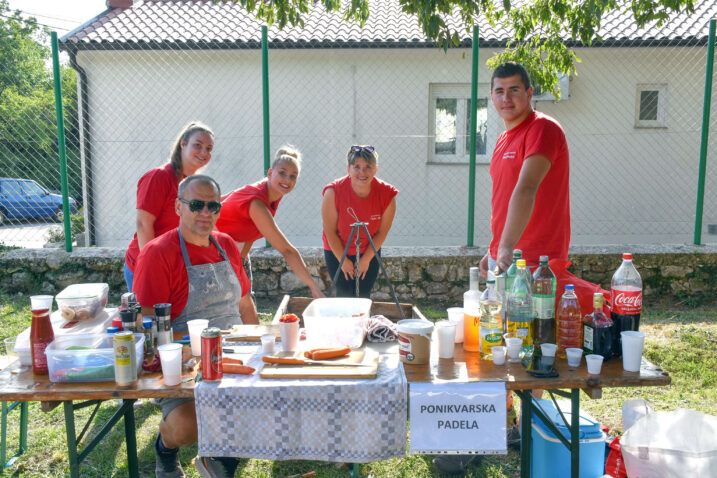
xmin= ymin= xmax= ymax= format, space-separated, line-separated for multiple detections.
xmin=279 ymin=313 xmax=300 ymax=323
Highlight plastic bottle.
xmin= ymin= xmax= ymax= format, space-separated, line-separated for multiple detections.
xmin=30 ymin=307 xmax=54 ymax=375
xmin=480 ymin=271 xmax=503 ymax=356
xmin=556 ymin=284 xmax=582 ymax=357
xmin=532 ymin=255 xmax=556 ymax=347
xmin=507 ymin=259 xmax=534 ymax=349
xmin=504 ymin=249 xmax=523 ymax=292
xmin=611 ymin=252 xmax=642 ymax=357
xmin=583 ymin=293 xmax=614 ymax=359
xmin=463 ymin=267 xmax=481 ymax=352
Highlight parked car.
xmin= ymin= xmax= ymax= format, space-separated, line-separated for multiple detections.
xmin=0 ymin=178 xmax=78 ymax=225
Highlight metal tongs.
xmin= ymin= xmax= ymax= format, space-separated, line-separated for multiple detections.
xmin=261 ymin=356 xmax=373 ymax=367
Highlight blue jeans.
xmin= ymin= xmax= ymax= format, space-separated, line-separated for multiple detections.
xmin=123 ymin=262 xmax=133 ymax=292
xmin=324 ymin=249 xmax=381 ymax=298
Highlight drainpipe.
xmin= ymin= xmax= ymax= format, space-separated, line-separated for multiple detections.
xmin=66 ymin=47 xmax=96 ymax=246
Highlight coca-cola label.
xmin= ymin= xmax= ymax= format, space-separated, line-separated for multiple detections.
xmin=612 ymin=290 xmax=642 ymax=315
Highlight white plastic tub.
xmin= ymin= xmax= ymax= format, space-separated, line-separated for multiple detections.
xmin=302 ymin=298 xmax=372 ymax=348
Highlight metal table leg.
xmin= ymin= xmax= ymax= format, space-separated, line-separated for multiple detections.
xmin=570 ymin=389 xmax=580 ymax=478
xmin=518 ymin=391 xmax=532 ymax=478
xmin=1 ymin=401 xmax=29 ymax=473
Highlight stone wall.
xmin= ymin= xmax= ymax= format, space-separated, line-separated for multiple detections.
xmin=1 ymin=245 xmax=715 ymax=305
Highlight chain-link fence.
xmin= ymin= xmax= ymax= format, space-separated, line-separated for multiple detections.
xmin=1 ymin=1 xmax=715 ymax=251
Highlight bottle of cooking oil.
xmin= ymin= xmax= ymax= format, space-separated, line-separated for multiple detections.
xmin=507 ymin=259 xmax=534 ymax=350
xmin=479 ymin=271 xmax=503 ymax=357
xmin=463 ymin=267 xmax=481 ymax=352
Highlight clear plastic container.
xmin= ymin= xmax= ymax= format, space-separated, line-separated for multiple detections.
xmin=301 ymin=298 xmax=372 ymax=348
xmin=46 ymin=333 xmax=144 ymax=383
xmin=55 ymin=283 xmax=109 ymax=322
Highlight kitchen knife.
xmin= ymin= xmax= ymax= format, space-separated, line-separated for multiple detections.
xmin=261 ymin=356 xmax=373 ymax=367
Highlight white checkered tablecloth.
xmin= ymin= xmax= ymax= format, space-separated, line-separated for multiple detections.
xmin=195 ymin=350 xmax=407 ymax=462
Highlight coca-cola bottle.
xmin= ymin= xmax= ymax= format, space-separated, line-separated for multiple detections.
xmin=611 ymin=253 xmax=642 ymax=357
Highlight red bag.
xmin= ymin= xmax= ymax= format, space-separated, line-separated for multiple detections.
xmin=549 ymin=259 xmax=611 ymax=317
xmin=605 ymin=436 xmax=628 ymax=478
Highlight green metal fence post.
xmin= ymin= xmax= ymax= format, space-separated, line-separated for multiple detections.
xmin=694 ymin=19 xmax=715 ymax=245
xmin=467 ymin=25 xmax=479 ymax=246
xmin=51 ymin=32 xmax=72 ymax=252
xmin=262 ymin=25 xmax=271 ymax=248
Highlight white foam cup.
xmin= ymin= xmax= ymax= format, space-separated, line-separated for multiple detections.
xmin=446 ymin=307 xmax=464 ymax=343
xmin=540 ymin=343 xmax=557 ymax=357
xmin=585 ymin=354 xmax=604 ymax=375
xmin=187 ymin=319 xmax=209 ymax=356
xmin=30 ymin=295 xmax=54 ymax=311
xmin=157 ymin=343 xmax=183 ymax=386
xmin=621 ymin=331 xmax=646 ymax=372
xmin=261 ymin=334 xmax=275 ymax=354
xmin=566 ymin=348 xmax=583 ymax=367
xmin=492 ymin=345 xmax=506 ymax=365
xmin=435 ymin=320 xmax=456 ymax=359
xmin=280 ymin=320 xmax=300 ymax=352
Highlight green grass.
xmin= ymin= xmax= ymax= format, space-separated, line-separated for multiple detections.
xmin=0 ymin=293 xmax=715 ymax=477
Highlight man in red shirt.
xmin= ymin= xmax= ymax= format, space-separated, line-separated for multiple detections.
xmin=133 ymin=174 xmax=256 ymax=478
xmin=479 ymin=61 xmax=570 ymax=276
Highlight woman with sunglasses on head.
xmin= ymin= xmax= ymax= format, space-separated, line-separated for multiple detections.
xmin=215 ymin=146 xmax=324 ymax=298
xmin=123 ymin=121 xmax=214 ymax=292
xmin=321 ymin=145 xmax=398 ymax=298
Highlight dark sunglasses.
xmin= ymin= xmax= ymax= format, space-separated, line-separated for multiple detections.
xmin=351 ymin=145 xmax=375 ymax=153
xmin=178 ymin=198 xmax=222 ymax=214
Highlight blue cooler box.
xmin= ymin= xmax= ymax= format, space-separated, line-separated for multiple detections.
xmin=529 ymin=398 xmax=605 ymax=478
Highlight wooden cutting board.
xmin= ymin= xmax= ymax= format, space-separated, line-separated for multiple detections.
xmin=223 ymin=324 xmax=281 ymax=342
xmin=260 ymin=349 xmax=379 ymax=380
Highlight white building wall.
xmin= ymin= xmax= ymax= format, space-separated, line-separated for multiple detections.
xmin=76 ymin=45 xmax=715 ymax=249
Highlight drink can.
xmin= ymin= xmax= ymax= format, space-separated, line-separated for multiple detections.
xmin=201 ymin=327 xmax=222 ymax=381
xmin=114 ymin=331 xmax=137 ymax=386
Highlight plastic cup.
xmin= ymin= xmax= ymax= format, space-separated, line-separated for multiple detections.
xmin=435 ymin=320 xmax=456 ymax=359
xmin=3 ymin=337 xmax=17 ymax=364
xmin=187 ymin=319 xmax=209 ymax=356
xmin=157 ymin=343 xmax=183 ymax=386
xmin=585 ymin=354 xmax=604 ymax=375
xmin=30 ymin=295 xmax=54 ymax=312
xmin=261 ymin=334 xmax=275 ymax=354
xmin=621 ymin=331 xmax=646 ymax=372
xmin=280 ymin=320 xmax=300 ymax=352
xmin=505 ymin=337 xmax=523 ymax=363
xmin=540 ymin=343 xmax=557 ymax=357
xmin=566 ymin=348 xmax=583 ymax=367
xmin=446 ymin=307 xmax=464 ymax=343
xmin=492 ymin=345 xmax=506 ymax=365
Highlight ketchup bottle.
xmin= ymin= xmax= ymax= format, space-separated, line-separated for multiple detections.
xmin=30 ymin=308 xmax=54 ymax=375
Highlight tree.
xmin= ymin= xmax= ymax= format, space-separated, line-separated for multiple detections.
xmin=226 ymin=0 xmax=696 ymax=96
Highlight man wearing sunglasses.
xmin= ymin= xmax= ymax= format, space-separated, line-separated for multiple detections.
xmin=133 ymin=174 xmax=256 ymax=478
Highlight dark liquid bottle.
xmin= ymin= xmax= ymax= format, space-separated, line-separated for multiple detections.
xmin=30 ymin=308 xmax=54 ymax=375
xmin=582 ymin=293 xmax=613 ymax=359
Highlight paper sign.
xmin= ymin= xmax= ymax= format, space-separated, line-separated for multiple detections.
xmin=409 ymin=382 xmax=507 ymax=454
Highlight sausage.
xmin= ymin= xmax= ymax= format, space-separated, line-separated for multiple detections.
xmin=310 ymin=347 xmax=351 ymax=361
xmin=262 ymin=356 xmax=305 ymax=365
xmin=303 ymin=348 xmax=334 ymax=358
xmin=222 ymin=357 xmax=243 ymax=365
xmin=222 ymin=363 xmax=255 ymax=375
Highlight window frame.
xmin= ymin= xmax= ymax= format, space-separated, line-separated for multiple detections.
xmin=635 ymin=84 xmax=668 ymax=129
xmin=428 ymin=83 xmax=496 ymax=164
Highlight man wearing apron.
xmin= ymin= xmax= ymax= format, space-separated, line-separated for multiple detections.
xmin=134 ymin=174 xmax=256 ymax=478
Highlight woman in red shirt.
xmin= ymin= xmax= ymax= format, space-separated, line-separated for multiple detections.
xmin=123 ymin=121 xmax=214 ymax=291
xmin=321 ymin=145 xmax=398 ymax=298
xmin=215 ymin=146 xmax=324 ymax=298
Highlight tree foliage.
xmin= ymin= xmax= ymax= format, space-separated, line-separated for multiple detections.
xmin=226 ymin=0 xmax=696 ymax=97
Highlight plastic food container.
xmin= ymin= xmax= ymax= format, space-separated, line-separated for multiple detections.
xmin=55 ymin=283 xmax=109 ymax=322
xmin=46 ymin=333 xmax=144 ymax=383
xmin=301 ymin=298 xmax=372 ymax=348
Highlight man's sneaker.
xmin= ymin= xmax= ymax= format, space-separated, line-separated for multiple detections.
xmin=432 ymin=454 xmax=480 ymax=474
xmin=155 ymin=433 xmax=184 ymax=478
xmin=195 ymin=456 xmax=240 ymax=478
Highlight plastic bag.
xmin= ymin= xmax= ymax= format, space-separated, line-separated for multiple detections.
xmin=621 ymin=409 xmax=717 ymax=477
xmin=622 ymin=399 xmax=654 ymax=431
xmin=605 ymin=436 xmax=628 ymax=478
xmin=549 ymin=259 xmax=611 ymax=316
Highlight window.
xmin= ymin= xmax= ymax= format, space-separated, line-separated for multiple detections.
xmin=429 ymin=84 xmax=495 ymax=164
xmin=635 ymin=84 xmax=668 ymax=128
xmin=22 ymin=181 xmax=46 ymax=196
xmin=1 ymin=180 xmax=22 ymax=196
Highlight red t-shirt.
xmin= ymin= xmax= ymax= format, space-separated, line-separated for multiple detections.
xmin=133 ymin=230 xmax=250 ymax=320
xmin=124 ymin=163 xmax=185 ymax=272
xmin=215 ymin=179 xmax=280 ymax=243
xmin=489 ymin=111 xmax=570 ymax=265
xmin=322 ymin=176 xmax=398 ymax=255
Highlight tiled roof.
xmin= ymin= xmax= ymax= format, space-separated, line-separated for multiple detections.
xmin=61 ymin=0 xmax=717 ymax=50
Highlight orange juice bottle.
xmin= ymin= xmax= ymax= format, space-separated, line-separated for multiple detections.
xmin=463 ymin=267 xmax=481 ymax=352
